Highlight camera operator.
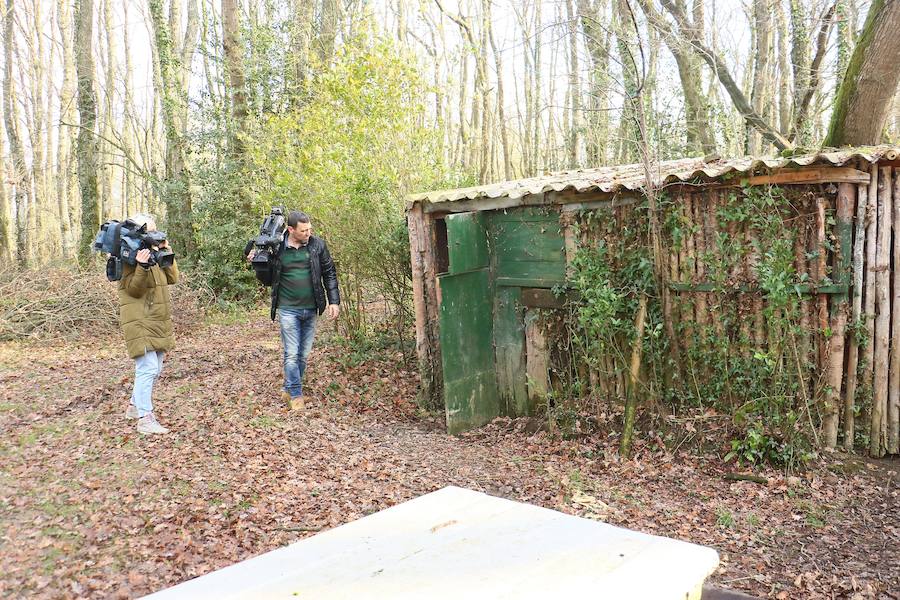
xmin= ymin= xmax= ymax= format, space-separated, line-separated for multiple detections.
xmin=120 ymin=213 xmax=179 ymax=435
xmin=247 ymin=211 xmax=340 ymax=411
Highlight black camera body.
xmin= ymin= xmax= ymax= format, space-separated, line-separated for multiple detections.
xmin=248 ymin=207 xmax=286 ymax=284
xmin=93 ymin=219 xmax=175 ymax=280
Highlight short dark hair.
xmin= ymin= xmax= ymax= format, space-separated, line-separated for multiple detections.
xmin=287 ymin=211 xmax=310 ymax=227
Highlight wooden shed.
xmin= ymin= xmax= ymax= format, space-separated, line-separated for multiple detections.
xmin=407 ymin=146 xmax=900 ymax=457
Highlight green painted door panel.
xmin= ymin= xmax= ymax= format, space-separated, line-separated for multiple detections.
xmin=488 ymin=210 xmax=567 ymax=288
xmin=438 ymin=269 xmax=500 ymax=434
xmin=446 ymin=212 xmax=489 ymax=273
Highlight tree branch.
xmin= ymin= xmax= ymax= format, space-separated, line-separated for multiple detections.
xmin=659 ymin=0 xmax=793 ymax=151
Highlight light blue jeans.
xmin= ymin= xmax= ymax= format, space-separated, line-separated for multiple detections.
xmin=131 ymin=350 xmax=165 ymax=418
xmin=278 ymin=307 xmax=318 ymax=398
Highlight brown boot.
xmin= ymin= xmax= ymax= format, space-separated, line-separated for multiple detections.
xmin=290 ymin=396 xmax=305 ymax=411
xmin=281 ymin=391 xmax=291 ymax=408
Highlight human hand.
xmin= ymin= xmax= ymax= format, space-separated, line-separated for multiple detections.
xmin=246 ymin=249 xmax=256 ymax=262
xmin=326 ymin=304 xmax=340 ymax=320
xmin=136 ymin=249 xmax=152 ymax=265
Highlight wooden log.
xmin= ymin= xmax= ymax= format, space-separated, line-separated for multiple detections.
xmin=860 ymin=166 xmax=879 ymax=439
xmin=620 ymin=293 xmax=648 ymax=458
xmin=793 ymin=204 xmax=811 ymax=381
xmin=890 ymin=169 xmax=900 ymax=454
xmin=815 ymin=198 xmax=829 ymax=370
xmin=408 ymin=204 xmax=442 ymax=408
xmin=684 ymin=194 xmax=698 ymax=326
xmin=694 ymin=194 xmax=708 ymax=331
xmin=842 ymin=183 xmax=868 ymax=450
xmin=677 ymin=199 xmax=692 ymax=356
xmin=747 ymin=212 xmax=765 ymax=349
xmin=823 ymin=184 xmax=854 ymax=448
xmin=662 ymin=210 xmax=683 ymax=388
xmin=706 ymin=191 xmax=724 ymax=339
xmin=743 ymin=166 xmax=871 ymax=186
xmin=871 ymin=166 xmax=892 ymax=458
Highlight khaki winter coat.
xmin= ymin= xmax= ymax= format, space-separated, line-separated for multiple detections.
xmin=118 ymin=261 xmax=179 ymax=359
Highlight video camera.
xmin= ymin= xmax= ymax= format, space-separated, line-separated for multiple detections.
xmin=247 ymin=207 xmax=286 ymax=284
xmin=93 ymin=219 xmax=175 ymax=281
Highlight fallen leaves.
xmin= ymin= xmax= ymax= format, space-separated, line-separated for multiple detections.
xmin=1 ymin=317 xmax=898 ymax=599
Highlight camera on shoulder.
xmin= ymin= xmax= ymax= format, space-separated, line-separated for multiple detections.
xmin=247 ymin=206 xmax=286 ymax=284
xmin=93 ymin=219 xmax=176 ymax=281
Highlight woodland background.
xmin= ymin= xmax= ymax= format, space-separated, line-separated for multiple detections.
xmin=2 ymin=2 xmax=900 ymax=597
xmin=1 ymin=0 xmax=900 ymax=315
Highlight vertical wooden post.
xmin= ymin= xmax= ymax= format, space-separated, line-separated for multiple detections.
xmin=843 ymin=182 xmax=867 ymax=450
xmin=889 ymin=170 xmax=900 ymax=454
xmin=706 ymin=191 xmax=724 ymax=339
xmin=860 ymin=166 xmax=879 ymax=440
xmin=871 ymin=166 xmax=892 ymax=458
xmin=815 ymin=198 xmax=829 ymax=370
xmin=793 ymin=203 xmax=811 ymax=385
xmin=408 ymin=203 xmax=443 ymax=410
xmin=694 ymin=194 xmax=708 ymax=330
xmin=823 ymin=183 xmax=853 ymax=448
xmin=620 ymin=293 xmax=648 ymax=458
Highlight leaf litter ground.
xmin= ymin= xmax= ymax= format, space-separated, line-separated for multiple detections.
xmin=1 ymin=315 xmax=898 ymax=599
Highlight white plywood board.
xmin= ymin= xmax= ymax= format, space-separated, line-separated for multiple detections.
xmin=143 ymin=486 xmax=718 ymax=599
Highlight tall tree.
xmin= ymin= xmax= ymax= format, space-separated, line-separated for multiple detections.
xmin=5 ymin=0 xmax=33 ymax=265
xmin=147 ymin=0 xmax=198 ymax=257
xmin=222 ymin=0 xmax=248 ymax=159
xmin=658 ymin=0 xmax=792 ymax=151
xmin=56 ymin=0 xmax=76 ymax=255
xmin=635 ymin=0 xmax=715 ymax=155
xmin=826 ymin=0 xmax=900 ymax=146
xmin=75 ymin=0 xmax=99 ymax=265
xmin=0 ymin=128 xmax=10 ymax=263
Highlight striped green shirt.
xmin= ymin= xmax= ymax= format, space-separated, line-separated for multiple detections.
xmin=278 ymin=245 xmax=316 ymax=309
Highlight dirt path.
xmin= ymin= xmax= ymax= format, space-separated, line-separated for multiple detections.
xmin=1 ymin=317 xmax=897 ymax=599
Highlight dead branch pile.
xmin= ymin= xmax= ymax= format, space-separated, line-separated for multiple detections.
xmin=0 ymin=267 xmax=214 ymax=342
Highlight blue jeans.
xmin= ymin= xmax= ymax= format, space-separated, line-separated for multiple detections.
xmin=131 ymin=350 xmax=164 ymax=418
xmin=278 ymin=307 xmax=318 ymax=398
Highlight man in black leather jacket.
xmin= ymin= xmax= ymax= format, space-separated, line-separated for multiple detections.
xmin=247 ymin=211 xmax=340 ymax=411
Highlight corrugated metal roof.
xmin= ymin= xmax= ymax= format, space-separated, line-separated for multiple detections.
xmin=409 ymin=145 xmax=900 ymax=206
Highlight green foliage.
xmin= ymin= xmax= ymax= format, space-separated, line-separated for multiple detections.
xmin=564 ymin=186 xmax=821 ymax=468
xmin=243 ymin=33 xmax=445 ymax=339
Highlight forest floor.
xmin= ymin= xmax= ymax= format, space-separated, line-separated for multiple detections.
xmin=1 ymin=310 xmax=898 ymax=599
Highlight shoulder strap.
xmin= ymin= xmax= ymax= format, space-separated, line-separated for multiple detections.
xmin=111 ymin=221 xmax=123 ymax=257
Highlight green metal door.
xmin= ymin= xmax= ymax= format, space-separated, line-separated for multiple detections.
xmin=438 ymin=212 xmax=500 ymax=434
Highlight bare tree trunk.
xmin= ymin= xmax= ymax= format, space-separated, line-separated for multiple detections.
xmin=222 ymin=0 xmax=248 ymax=163
xmin=577 ymin=0 xmax=612 ymax=164
xmin=56 ymin=0 xmax=76 ymax=255
xmin=147 ymin=0 xmax=197 ymax=257
xmin=486 ymin=0 xmax=511 ymax=180
xmin=827 ymin=0 xmax=900 ymax=147
xmin=100 ymin=0 xmax=118 ymax=220
xmin=635 ymin=0 xmax=714 ymax=155
xmin=4 ymin=0 xmax=30 ymax=266
xmin=748 ymin=0 xmax=772 ymax=154
xmin=0 ymin=130 xmax=10 ymax=263
xmin=74 ymin=0 xmax=99 ymax=264
xmin=565 ymin=0 xmax=580 ymax=166
xmin=775 ymin=0 xmax=791 ymax=136
xmin=660 ymin=0 xmax=792 ymax=150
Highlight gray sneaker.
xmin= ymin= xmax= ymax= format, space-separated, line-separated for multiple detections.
xmin=125 ymin=404 xmax=139 ymax=419
xmin=137 ymin=413 xmax=169 ymax=435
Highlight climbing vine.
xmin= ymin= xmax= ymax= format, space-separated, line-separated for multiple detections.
xmin=561 ymin=186 xmax=822 ymax=468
